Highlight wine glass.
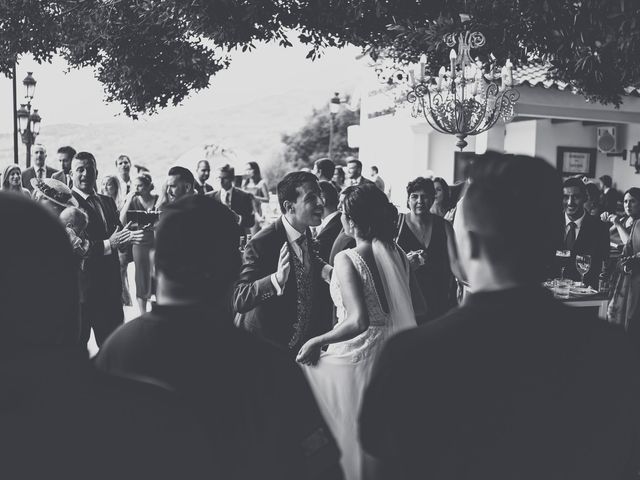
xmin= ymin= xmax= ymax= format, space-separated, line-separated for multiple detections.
xmin=575 ymin=254 xmax=591 ymax=287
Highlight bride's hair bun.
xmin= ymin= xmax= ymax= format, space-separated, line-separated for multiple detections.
xmin=342 ymin=184 xmax=398 ymax=242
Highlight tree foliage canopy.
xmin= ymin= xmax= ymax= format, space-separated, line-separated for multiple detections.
xmin=2 ymin=0 xmax=639 ymax=116
xmin=281 ymin=99 xmax=359 ymax=169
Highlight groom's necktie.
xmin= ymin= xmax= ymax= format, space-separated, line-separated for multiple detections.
xmin=296 ymin=235 xmax=309 ymax=267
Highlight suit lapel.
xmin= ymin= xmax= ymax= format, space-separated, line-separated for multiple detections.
xmin=74 ymin=191 xmax=107 ymax=237
xmin=574 ymin=215 xmax=591 ymax=250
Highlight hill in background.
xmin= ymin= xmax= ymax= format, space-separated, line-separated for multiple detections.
xmin=0 ymin=83 xmax=356 ymax=182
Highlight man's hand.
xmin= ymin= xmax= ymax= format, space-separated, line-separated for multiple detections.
xmin=109 ymin=222 xmax=133 ymax=249
xmin=275 ymin=243 xmax=291 ymax=288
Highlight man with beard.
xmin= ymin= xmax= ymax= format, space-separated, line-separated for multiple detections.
xmin=162 ymin=166 xmax=195 ymax=207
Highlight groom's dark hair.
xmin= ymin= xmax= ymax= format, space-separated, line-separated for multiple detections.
xmin=277 ymin=171 xmax=319 ymax=213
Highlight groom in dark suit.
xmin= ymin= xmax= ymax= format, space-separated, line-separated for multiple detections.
xmin=71 ymin=151 xmax=141 ymax=346
xmin=234 ymin=171 xmax=333 ymax=355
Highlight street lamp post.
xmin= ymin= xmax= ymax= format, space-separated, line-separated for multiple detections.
xmin=329 ymin=92 xmax=341 ymax=161
xmin=16 ymin=72 xmax=42 ymax=168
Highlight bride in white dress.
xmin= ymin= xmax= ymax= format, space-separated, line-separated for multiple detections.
xmin=297 ymin=184 xmax=425 ymax=480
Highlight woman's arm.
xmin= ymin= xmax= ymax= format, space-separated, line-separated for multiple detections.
xmin=296 ymin=252 xmax=369 ymax=365
xmin=255 ymin=181 xmax=270 ymax=203
xmin=119 ymin=192 xmax=136 ymax=225
xmin=602 ymin=213 xmax=631 ymax=244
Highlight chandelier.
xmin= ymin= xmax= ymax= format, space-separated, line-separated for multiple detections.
xmin=407 ymin=31 xmax=520 ymax=150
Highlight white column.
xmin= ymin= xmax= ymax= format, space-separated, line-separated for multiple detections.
xmin=475 ymin=123 xmax=506 ymax=154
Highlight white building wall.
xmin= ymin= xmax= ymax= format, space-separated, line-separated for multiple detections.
xmin=504 ymin=120 xmax=538 ymax=157
xmin=612 ymin=123 xmax=640 ymax=192
xmin=358 ymin=85 xmax=640 ymax=203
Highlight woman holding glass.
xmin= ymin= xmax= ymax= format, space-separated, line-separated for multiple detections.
xmin=396 ymin=177 xmax=459 ymax=323
xmin=607 ymin=188 xmax=640 ymax=346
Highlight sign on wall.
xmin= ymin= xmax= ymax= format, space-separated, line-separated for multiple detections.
xmin=556 ymin=147 xmax=597 ymax=178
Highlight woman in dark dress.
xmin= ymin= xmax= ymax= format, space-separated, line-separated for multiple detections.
xmin=608 ymin=188 xmax=640 ymax=348
xmin=120 ymin=173 xmax=158 ymax=314
xmin=396 ymin=177 xmax=458 ymax=322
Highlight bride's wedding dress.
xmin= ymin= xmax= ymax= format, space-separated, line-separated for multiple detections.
xmin=302 ymin=240 xmax=416 ymax=480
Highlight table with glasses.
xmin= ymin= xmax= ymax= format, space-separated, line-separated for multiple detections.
xmin=544 ymin=279 xmax=609 ymax=318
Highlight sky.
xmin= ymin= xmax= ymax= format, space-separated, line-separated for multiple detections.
xmin=0 ymin=36 xmax=371 ymax=135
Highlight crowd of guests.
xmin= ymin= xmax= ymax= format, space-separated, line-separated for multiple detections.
xmin=1 ymin=145 xmax=640 ymax=479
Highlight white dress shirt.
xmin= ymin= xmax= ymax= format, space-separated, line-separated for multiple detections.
xmin=565 ymin=211 xmax=586 ymax=239
xmin=270 ymin=215 xmax=332 ymax=295
xmin=222 ymin=187 xmax=233 ymax=206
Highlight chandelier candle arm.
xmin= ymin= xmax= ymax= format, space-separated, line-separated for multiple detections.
xmin=404 ymin=30 xmax=520 ymax=150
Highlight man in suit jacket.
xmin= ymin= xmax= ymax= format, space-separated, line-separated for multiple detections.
xmin=211 ymin=164 xmax=254 ymax=232
xmin=558 ymin=177 xmax=609 ymax=288
xmin=360 ymin=153 xmax=640 ymax=480
xmin=316 ymin=181 xmax=342 ymax=263
xmin=599 ymin=174 xmax=623 ymax=214
xmin=22 ymin=144 xmax=58 ymax=192
xmin=234 ymin=171 xmax=333 ymax=356
xmin=71 ymin=151 xmax=141 ymax=346
xmin=345 ymin=158 xmax=374 ymax=187
xmin=51 ymin=146 xmax=76 ymax=188
xmin=194 ymin=160 xmax=214 ymax=195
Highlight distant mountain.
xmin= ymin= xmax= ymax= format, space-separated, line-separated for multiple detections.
xmin=0 ymin=84 xmax=356 ymax=180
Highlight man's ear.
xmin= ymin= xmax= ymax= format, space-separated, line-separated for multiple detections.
xmin=283 ymin=200 xmax=293 ymax=213
xmin=467 ymin=230 xmax=482 ymax=260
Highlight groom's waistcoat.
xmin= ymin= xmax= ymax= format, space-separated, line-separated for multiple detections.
xmin=233 ymin=218 xmax=331 ymax=354
xmin=288 ymin=242 xmax=313 ymax=349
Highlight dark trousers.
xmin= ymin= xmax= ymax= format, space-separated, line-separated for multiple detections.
xmin=80 ymin=300 xmax=124 ymax=347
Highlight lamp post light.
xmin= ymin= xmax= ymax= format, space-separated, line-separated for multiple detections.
xmin=329 ymin=92 xmax=342 ymax=161
xmin=16 ymin=72 xmax=42 ymax=168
